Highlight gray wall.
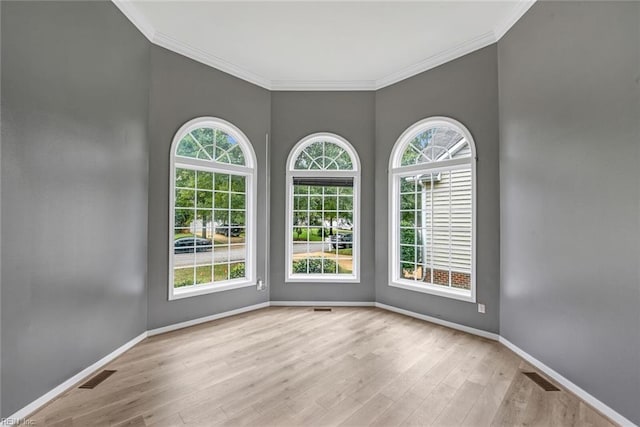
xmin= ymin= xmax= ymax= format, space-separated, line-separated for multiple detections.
xmin=3 ymin=0 xmax=638 ymax=423
xmin=1 ymin=1 xmax=149 ymax=417
xmin=374 ymin=45 xmax=501 ymax=333
xmin=146 ymin=46 xmax=270 ymax=330
xmin=269 ymin=92 xmax=376 ymax=302
xmin=498 ymin=1 xmax=640 ymax=424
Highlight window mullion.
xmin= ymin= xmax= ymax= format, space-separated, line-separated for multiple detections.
xmin=170 ymin=118 xmax=256 ymax=300
xmin=189 ymin=131 xmax=213 ymax=161
xmin=286 ymin=134 xmax=359 ymax=281
xmin=448 ymin=170 xmax=452 ymax=288
xmin=430 ymin=174 xmax=434 ymax=286
xmin=392 ymin=157 xmax=471 ymax=176
xmin=306 ymin=185 xmax=310 ymax=275
xmin=321 ymin=185 xmax=325 ymax=275
xmin=227 ymin=177 xmax=231 ymax=281
xmin=389 ymin=118 xmax=475 ymax=301
xmin=412 ymin=179 xmax=420 ymax=281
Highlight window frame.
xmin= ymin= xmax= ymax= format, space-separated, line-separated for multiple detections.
xmin=169 ymin=117 xmax=257 ymax=300
xmin=285 ymin=132 xmax=361 ymax=283
xmin=388 ymin=116 xmax=477 ymax=303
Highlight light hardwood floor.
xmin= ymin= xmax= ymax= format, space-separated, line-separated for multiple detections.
xmin=29 ymin=307 xmax=616 ymax=427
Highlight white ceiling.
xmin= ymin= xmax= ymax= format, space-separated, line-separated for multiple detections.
xmin=113 ymin=1 xmax=535 ymax=90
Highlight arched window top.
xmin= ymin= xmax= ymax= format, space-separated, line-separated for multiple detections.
xmin=388 ymin=116 xmax=476 ymax=303
xmin=169 ymin=117 xmax=257 ymax=300
xmin=390 ymin=117 xmax=476 ymax=169
xmin=288 ymin=133 xmax=360 ymax=172
xmin=172 ymin=117 xmax=256 ymax=169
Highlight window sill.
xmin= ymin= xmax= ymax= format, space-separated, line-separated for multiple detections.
xmin=286 ymin=274 xmax=360 ymax=284
xmin=169 ymin=279 xmax=255 ymax=300
xmin=389 ymin=279 xmax=475 ymax=303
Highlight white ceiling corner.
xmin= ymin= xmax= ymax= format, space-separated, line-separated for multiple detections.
xmin=112 ymin=0 xmax=156 ymax=42
xmin=112 ymin=0 xmax=537 ymax=91
xmin=153 ymin=31 xmax=273 ymax=89
xmin=374 ymin=30 xmax=497 ymax=90
xmin=493 ymin=0 xmax=537 ymax=40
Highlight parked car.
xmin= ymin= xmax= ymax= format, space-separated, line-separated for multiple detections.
xmin=174 ymin=237 xmax=212 ymax=253
xmin=216 ymin=223 xmax=242 ymax=237
xmin=330 ymin=233 xmax=353 ymax=249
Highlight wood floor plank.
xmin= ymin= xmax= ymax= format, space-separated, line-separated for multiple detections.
xmin=26 ymin=307 xmax=618 ymax=427
xmin=462 ymin=346 xmax=522 ymax=426
xmin=338 ymin=393 xmax=394 ymax=426
xmin=369 ymin=390 xmax=426 ymax=427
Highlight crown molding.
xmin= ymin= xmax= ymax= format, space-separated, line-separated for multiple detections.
xmin=111 ymin=0 xmax=271 ymax=89
xmin=270 ymin=79 xmax=377 ymax=91
xmin=493 ymin=0 xmax=537 ymax=40
xmin=111 ymin=0 xmax=155 ymax=41
xmin=112 ymin=0 xmax=536 ymax=92
xmin=153 ymin=32 xmax=272 ymax=90
xmin=374 ymin=30 xmax=497 ymax=90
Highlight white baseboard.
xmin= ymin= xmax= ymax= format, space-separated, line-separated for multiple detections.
xmin=269 ymin=301 xmax=375 ymax=307
xmin=376 ymin=303 xmax=634 ymax=425
xmin=6 ymin=301 xmax=634 ymax=427
xmin=374 ymin=302 xmax=499 ymax=341
xmin=3 ymin=331 xmax=147 ymax=425
xmin=147 ymin=302 xmax=270 ymax=337
xmin=499 ymin=337 xmax=636 ymax=427
xmin=5 ymin=302 xmax=270 ymax=424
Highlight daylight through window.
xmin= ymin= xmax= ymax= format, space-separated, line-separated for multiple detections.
xmin=286 ymin=134 xmax=360 ymax=282
xmin=389 ymin=117 xmax=476 ymax=302
xmin=169 ymin=117 xmax=256 ymax=300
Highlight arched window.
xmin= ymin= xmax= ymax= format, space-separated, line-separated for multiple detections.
xmin=286 ymin=133 xmax=360 ymax=282
xmin=169 ymin=117 xmax=257 ymax=300
xmin=389 ymin=117 xmax=476 ymax=302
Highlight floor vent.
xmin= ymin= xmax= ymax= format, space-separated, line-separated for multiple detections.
xmin=79 ymin=370 xmax=116 ymax=389
xmin=523 ymin=372 xmax=559 ymax=391
xmin=313 ymin=307 xmax=332 ymax=312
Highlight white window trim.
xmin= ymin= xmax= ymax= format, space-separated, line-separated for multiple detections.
xmin=285 ymin=132 xmax=361 ymax=283
xmin=388 ymin=116 xmax=477 ymax=303
xmin=169 ymin=117 xmax=258 ymax=300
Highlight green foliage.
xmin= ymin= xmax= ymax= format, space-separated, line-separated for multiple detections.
xmin=230 ymin=210 xmax=245 ymax=225
xmin=174 ymin=268 xmax=194 ymax=288
xmin=196 ymin=171 xmax=213 ymax=190
xmin=176 ymin=134 xmax=200 ymax=158
xmin=173 ymin=262 xmax=246 ymax=288
xmin=225 ymin=146 xmax=245 ymax=165
xmin=293 ymin=141 xmax=353 ymax=170
xmin=176 ymin=168 xmax=196 ymax=188
xmin=230 ymin=263 xmax=246 ymax=279
xmin=175 ymin=209 xmax=194 ymax=229
xmin=191 ymin=128 xmax=215 ymax=159
xmin=291 ymin=184 xmax=354 ymax=239
xmin=230 ymin=175 xmax=245 ymax=192
xmin=196 ymin=265 xmax=211 ymax=284
xmin=197 ymin=191 xmax=213 ymax=208
xmin=214 ymin=264 xmax=228 ymax=281
xmin=400 ymin=192 xmax=416 ymax=211
xmin=214 ymin=173 xmax=229 ymax=191
xmin=214 ymin=191 xmax=229 ymax=209
xmin=177 ymin=128 xmax=246 ymax=165
xmin=292 ymin=228 xmax=324 ymax=242
xmin=400 ymin=176 xmax=416 ymax=193
xmin=399 ymin=177 xmax=425 ymax=267
xmin=175 ymin=168 xmax=246 ymax=236
xmin=292 ymin=258 xmax=339 ymax=274
xmin=324 ymin=248 xmax=352 ymax=256
xmin=400 ymin=220 xmax=417 ymax=265
xmin=400 ymin=130 xmax=434 ymax=166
